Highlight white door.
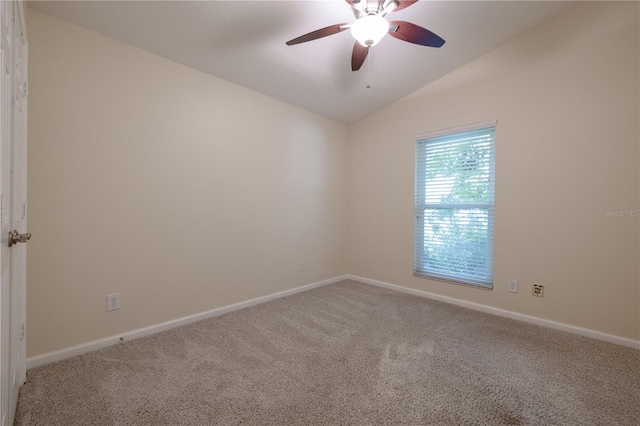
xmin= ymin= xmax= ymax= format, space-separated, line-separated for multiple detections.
xmin=0 ymin=1 xmax=27 ymax=425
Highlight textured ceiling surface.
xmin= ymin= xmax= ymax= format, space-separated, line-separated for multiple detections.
xmin=28 ymin=1 xmax=576 ymax=124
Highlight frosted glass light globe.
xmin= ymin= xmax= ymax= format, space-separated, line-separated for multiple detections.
xmin=351 ymin=14 xmax=389 ymax=47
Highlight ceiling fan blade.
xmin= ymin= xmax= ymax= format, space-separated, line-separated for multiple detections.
xmin=286 ymin=23 xmax=349 ymax=46
xmin=388 ymin=20 xmax=445 ymax=47
xmin=351 ymin=42 xmax=369 ymax=71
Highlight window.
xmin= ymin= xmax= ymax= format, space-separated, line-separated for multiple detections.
xmin=414 ymin=121 xmax=496 ymax=288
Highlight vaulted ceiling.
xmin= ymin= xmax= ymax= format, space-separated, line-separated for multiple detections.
xmin=28 ymin=1 xmax=577 ymax=124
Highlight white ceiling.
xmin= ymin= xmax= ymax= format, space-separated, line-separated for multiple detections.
xmin=28 ymin=0 xmax=577 ymax=124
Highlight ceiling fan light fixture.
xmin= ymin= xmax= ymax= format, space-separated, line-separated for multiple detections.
xmin=351 ymin=14 xmax=389 ymax=47
xmin=285 ymin=0 xmax=445 ymax=73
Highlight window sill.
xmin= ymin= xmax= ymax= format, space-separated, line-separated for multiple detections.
xmin=413 ymin=272 xmax=493 ymax=290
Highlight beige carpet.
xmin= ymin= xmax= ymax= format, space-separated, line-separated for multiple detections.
xmin=14 ymin=280 xmax=640 ymax=425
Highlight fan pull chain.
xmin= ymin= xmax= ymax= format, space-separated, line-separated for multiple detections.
xmin=366 ymin=47 xmax=372 ymax=89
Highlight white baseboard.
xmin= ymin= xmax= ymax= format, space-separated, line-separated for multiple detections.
xmin=27 ymin=273 xmax=638 ymax=369
xmin=347 ymin=274 xmax=640 ymax=350
xmin=27 ymin=275 xmax=348 ymax=369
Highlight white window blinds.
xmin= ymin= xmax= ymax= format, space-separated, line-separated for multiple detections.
xmin=414 ymin=121 xmax=496 ymax=288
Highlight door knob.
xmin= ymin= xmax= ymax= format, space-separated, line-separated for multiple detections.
xmin=8 ymin=230 xmax=31 ymax=247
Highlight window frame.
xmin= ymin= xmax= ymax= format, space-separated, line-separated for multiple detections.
xmin=414 ymin=120 xmax=497 ymax=289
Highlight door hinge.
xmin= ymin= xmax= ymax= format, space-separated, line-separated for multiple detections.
xmin=20 ymin=323 xmax=25 ymax=341
xmin=22 ymin=81 xmax=27 ymax=98
xmin=21 ymin=202 xmax=26 ymax=219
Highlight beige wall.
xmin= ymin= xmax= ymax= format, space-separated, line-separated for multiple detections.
xmin=26 ymin=1 xmax=640 ymax=358
xmin=26 ymin=9 xmax=348 ymax=357
xmin=347 ymin=1 xmax=640 ymax=340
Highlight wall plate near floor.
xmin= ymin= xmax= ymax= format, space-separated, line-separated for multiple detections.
xmin=508 ymin=279 xmax=518 ymax=293
xmin=106 ymin=293 xmax=120 ymax=311
xmin=532 ymin=284 xmax=544 ymax=297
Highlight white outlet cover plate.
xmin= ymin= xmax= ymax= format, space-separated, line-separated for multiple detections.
xmin=107 ymin=293 xmax=120 ymax=311
xmin=508 ymin=279 xmax=518 ymax=293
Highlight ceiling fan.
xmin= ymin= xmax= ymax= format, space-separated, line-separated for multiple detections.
xmin=286 ymin=0 xmax=445 ymax=71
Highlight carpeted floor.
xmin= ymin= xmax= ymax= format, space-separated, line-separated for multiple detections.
xmin=14 ymin=280 xmax=640 ymax=425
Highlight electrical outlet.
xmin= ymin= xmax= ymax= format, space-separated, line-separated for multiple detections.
xmin=300 ymin=260 xmax=306 ymax=272
xmin=106 ymin=293 xmax=120 ymax=311
xmin=532 ymin=284 xmax=544 ymax=297
xmin=508 ymin=279 xmax=518 ymax=293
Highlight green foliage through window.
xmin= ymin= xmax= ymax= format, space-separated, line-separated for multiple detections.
xmin=414 ymin=124 xmax=495 ymax=287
